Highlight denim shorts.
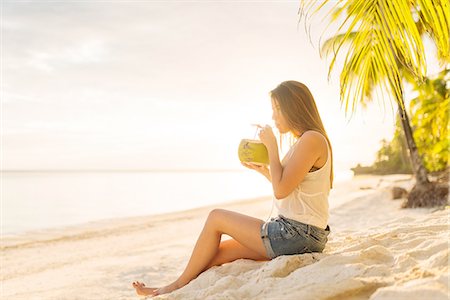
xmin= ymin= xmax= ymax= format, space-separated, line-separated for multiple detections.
xmin=260 ymin=215 xmax=330 ymax=259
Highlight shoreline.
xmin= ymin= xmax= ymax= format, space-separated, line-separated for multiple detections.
xmin=1 ymin=174 xmax=412 ymax=249
xmin=0 ymin=195 xmax=272 ymax=250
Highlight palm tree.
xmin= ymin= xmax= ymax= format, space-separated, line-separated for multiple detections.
xmin=299 ymin=0 xmax=449 ymax=207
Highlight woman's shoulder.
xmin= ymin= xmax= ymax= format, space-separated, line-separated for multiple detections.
xmin=291 ymin=130 xmax=328 ymax=160
xmin=298 ymin=130 xmax=328 ymax=148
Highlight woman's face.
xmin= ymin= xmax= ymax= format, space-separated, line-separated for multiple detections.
xmin=271 ymin=98 xmax=290 ymax=134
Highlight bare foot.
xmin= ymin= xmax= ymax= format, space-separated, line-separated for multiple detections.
xmin=132 ymin=280 xmax=181 ymax=297
xmin=132 ymin=281 xmax=158 ymax=297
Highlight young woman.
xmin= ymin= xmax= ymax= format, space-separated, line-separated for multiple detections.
xmin=132 ymin=80 xmax=333 ymax=297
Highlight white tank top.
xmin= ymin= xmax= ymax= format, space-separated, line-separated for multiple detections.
xmin=274 ymin=132 xmax=331 ymax=229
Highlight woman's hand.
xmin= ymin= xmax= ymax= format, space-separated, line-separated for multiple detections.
xmin=241 ymin=162 xmax=272 ymax=182
xmin=257 ymin=125 xmax=277 ymax=152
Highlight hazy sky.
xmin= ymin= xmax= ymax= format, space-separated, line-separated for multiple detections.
xmin=2 ymin=1 xmax=441 ymax=175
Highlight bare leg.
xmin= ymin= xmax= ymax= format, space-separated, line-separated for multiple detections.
xmin=204 ymin=238 xmax=271 ymax=271
xmin=132 ymin=209 xmax=271 ymax=297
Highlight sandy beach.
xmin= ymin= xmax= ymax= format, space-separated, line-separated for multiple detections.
xmin=2 ymin=175 xmax=449 ymax=300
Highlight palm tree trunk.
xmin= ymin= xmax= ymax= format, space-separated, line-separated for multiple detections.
xmin=397 ymin=101 xmax=429 ymax=185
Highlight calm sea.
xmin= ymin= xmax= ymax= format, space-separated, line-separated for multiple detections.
xmin=1 ymin=170 xmax=273 ymax=235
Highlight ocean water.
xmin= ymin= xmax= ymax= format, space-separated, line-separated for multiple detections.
xmin=1 ymin=170 xmax=273 ymax=235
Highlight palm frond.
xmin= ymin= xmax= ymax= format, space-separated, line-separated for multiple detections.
xmin=320 ymin=32 xmax=358 ymax=59
xmin=299 ymin=0 xmax=449 ymax=115
xmin=415 ymin=0 xmax=450 ymax=63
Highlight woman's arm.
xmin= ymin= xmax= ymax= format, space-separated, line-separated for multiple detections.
xmin=259 ymin=126 xmax=325 ymax=200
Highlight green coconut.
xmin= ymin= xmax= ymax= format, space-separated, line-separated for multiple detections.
xmin=238 ymin=139 xmax=269 ymax=165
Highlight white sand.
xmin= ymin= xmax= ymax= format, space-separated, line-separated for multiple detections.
xmin=2 ymin=175 xmax=449 ymax=300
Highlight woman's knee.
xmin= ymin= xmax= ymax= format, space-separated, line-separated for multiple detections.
xmin=206 ymin=208 xmax=227 ymax=225
xmin=206 ymin=209 xmax=226 ymax=224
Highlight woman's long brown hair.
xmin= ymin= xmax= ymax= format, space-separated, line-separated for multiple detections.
xmin=270 ymin=80 xmax=334 ymax=188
